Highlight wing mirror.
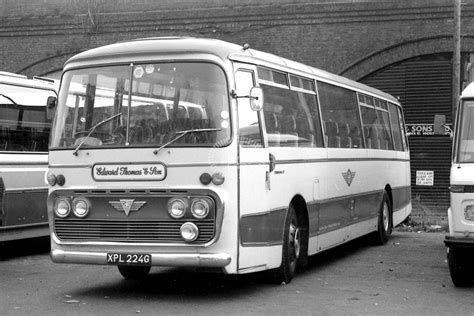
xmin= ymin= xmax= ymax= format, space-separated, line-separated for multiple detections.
xmin=249 ymin=87 xmax=263 ymax=111
xmin=433 ymin=114 xmax=453 ymax=138
xmin=231 ymin=86 xmax=264 ymax=111
xmin=46 ymin=96 xmax=57 ymax=120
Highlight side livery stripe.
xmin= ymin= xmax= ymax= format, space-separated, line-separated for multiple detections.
xmin=240 ymin=208 xmax=287 ymax=246
xmin=240 ymin=186 xmax=411 ymax=246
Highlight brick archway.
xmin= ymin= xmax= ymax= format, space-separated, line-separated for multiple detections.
xmin=339 ymin=35 xmax=474 ymax=81
xmin=16 ymin=51 xmax=81 ymax=78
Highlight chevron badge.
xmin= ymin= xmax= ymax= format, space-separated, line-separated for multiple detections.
xmin=109 ymin=199 xmax=146 ymax=216
xmin=342 ymin=169 xmax=356 ymax=187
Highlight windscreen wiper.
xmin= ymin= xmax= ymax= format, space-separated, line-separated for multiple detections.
xmin=153 ymin=128 xmax=221 ymax=155
xmin=73 ymin=112 xmax=122 ymax=156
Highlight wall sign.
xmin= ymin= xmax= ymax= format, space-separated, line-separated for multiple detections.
xmin=416 ymin=170 xmax=434 ymax=186
xmin=406 ymin=124 xmax=453 ymax=136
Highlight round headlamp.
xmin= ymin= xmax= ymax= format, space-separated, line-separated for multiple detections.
xmin=54 ymin=198 xmax=71 ymax=218
xmin=72 ymin=198 xmax=90 ymax=218
xmin=191 ymin=199 xmax=210 ymax=219
xmin=167 ymin=198 xmax=187 ymax=219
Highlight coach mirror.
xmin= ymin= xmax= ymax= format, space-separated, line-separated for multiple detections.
xmin=249 ymin=86 xmax=263 ymax=111
xmin=433 ymin=114 xmax=447 ymax=134
xmin=46 ymin=96 xmax=57 ymax=120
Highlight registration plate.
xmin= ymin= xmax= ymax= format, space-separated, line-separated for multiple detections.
xmin=107 ymin=253 xmax=151 ymax=266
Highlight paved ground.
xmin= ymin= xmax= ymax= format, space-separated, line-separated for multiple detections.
xmin=1 ymin=231 xmax=473 ymax=315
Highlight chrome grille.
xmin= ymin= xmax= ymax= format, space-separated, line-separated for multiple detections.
xmin=54 ymin=219 xmax=215 ymax=243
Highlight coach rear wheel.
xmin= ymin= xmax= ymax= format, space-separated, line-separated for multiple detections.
xmin=117 ymin=265 xmax=151 ymax=280
xmin=271 ymin=205 xmax=301 ymax=284
xmin=373 ymin=191 xmax=392 ymax=245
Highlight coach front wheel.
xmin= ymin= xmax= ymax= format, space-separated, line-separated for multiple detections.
xmin=270 ymin=205 xmax=301 ymax=284
xmin=117 ymin=265 xmax=151 ymax=280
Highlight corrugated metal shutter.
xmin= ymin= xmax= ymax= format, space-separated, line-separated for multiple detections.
xmin=360 ymin=54 xmax=453 ymax=222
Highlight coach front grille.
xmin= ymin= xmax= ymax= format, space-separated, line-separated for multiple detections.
xmin=54 ymin=219 xmax=215 ymax=243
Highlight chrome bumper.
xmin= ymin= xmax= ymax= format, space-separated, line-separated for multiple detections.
xmin=51 ymin=249 xmax=232 ymax=268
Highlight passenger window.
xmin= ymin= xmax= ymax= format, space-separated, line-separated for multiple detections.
xmin=388 ymin=102 xmax=404 ymax=151
xmin=318 ymin=82 xmax=363 ymax=148
xmin=374 ymin=99 xmax=394 ymax=150
xmin=261 ymin=84 xmax=321 ymax=147
xmin=0 ymin=83 xmax=54 ymax=152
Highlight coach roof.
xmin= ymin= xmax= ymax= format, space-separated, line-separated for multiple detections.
xmin=65 ymin=37 xmax=398 ymax=104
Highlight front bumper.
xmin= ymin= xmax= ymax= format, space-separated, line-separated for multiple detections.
xmin=51 ymin=248 xmax=232 ymax=267
xmin=444 ymin=235 xmax=474 ymax=249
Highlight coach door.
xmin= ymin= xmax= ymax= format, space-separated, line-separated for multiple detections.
xmin=233 ymin=64 xmax=281 ymax=272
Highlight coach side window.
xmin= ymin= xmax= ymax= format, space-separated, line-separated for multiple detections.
xmin=359 ymin=94 xmax=379 ymax=149
xmin=388 ymin=102 xmax=404 ymax=151
xmin=374 ymin=99 xmax=394 ymax=150
xmin=318 ymin=81 xmax=363 ymax=148
xmin=257 ymin=67 xmax=321 ymax=147
xmin=0 ymin=84 xmax=53 ymax=152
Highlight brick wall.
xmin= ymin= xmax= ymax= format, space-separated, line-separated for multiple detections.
xmin=2 ymin=0 xmax=473 ymax=80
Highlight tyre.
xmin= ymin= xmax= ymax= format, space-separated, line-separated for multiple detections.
xmin=270 ymin=205 xmax=301 ymax=284
xmin=117 ymin=265 xmax=151 ymax=280
xmin=372 ymin=191 xmax=392 ymax=245
xmin=448 ymin=248 xmax=473 ymax=287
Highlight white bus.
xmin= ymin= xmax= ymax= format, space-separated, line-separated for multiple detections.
xmin=47 ymin=37 xmax=411 ymax=283
xmin=442 ymin=82 xmax=474 ymax=287
xmin=0 ymin=71 xmax=57 ymax=242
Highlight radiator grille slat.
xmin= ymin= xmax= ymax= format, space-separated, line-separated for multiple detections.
xmin=54 ymin=219 xmax=215 ymax=243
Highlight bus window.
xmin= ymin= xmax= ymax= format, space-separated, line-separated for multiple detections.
xmin=260 ymin=84 xmax=318 ymax=147
xmin=388 ymin=102 xmax=404 ymax=151
xmin=456 ymin=100 xmax=474 ymax=162
xmin=374 ymin=99 xmax=394 ymax=150
xmin=318 ymin=82 xmax=363 ymax=148
xmin=0 ymin=83 xmax=54 ymax=152
xmin=236 ymin=70 xmax=262 ymax=147
xmin=52 ymin=62 xmax=230 ymax=149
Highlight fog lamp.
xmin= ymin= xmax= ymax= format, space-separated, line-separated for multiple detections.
xmin=72 ymin=198 xmax=90 ymax=218
xmin=46 ymin=172 xmax=57 ymax=186
xmin=211 ymin=172 xmax=225 ymax=185
xmin=168 ymin=198 xmax=187 ymax=219
xmin=191 ymin=199 xmax=210 ymax=219
xmin=54 ymin=198 xmax=71 ymax=218
xmin=180 ymin=222 xmax=199 ymax=242
xmin=465 ymin=205 xmax=474 ymax=221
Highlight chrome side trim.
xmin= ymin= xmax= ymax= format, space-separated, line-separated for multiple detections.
xmin=51 ymin=249 xmax=232 ymax=267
